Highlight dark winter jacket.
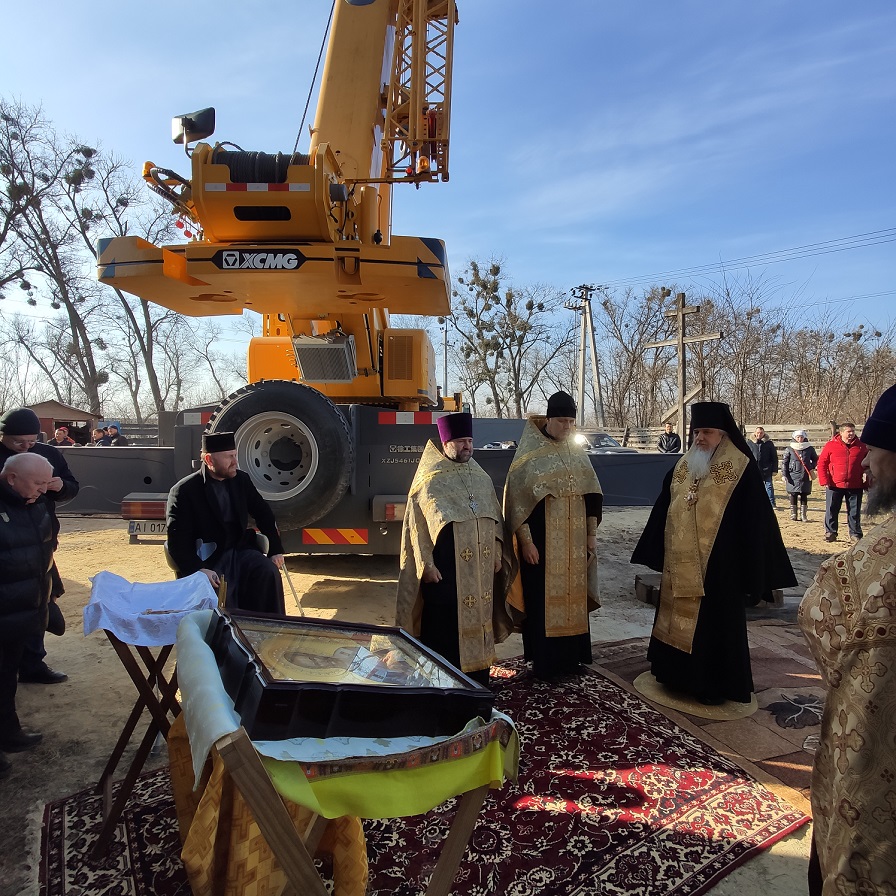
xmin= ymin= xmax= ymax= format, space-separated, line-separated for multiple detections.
xmin=781 ymin=443 xmax=818 ymax=495
xmin=166 ymin=466 xmax=284 ymax=577
xmin=748 ymin=436 xmax=778 ymax=478
xmin=817 ymin=434 xmax=868 ymax=490
xmin=0 ymin=483 xmax=55 ymax=644
xmin=657 ymin=432 xmax=682 ymax=453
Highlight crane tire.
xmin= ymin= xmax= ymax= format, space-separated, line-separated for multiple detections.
xmin=206 ymin=380 xmax=353 ymax=530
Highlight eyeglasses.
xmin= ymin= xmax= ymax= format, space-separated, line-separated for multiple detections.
xmin=7 ymin=437 xmax=38 ymax=449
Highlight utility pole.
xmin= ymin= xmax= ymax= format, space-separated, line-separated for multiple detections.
xmin=438 ymin=316 xmax=449 ymax=397
xmin=646 ymin=290 xmax=722 ymax=446
xmin=565 ymin=284 xmax=607 ymax=428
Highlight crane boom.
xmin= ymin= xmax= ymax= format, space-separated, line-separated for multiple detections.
xmin=97 ymin=0 xmax=458 ymax=409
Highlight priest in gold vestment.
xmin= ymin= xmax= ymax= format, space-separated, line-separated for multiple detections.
xmin=632 ymin=401 xmax=796 ymax=705
xmin=396 ymin=413 xmax=516 ymax=686
xmin=503 ymin=392 xmax=603 ymax=680
xmin=800 ymin=384 xmax=896 ymax=896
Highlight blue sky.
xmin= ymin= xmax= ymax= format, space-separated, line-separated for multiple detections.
xmin=3 ymin=0 xmax=895 ymax=328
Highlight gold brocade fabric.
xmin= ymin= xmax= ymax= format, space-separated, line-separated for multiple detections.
xmin=798 ymin=516 xmax=896 ymax=895
xmin=503 ymin=418 xmax=602 ymax=633
xmin=653 ymin=439 xmax=746 ymax=653
xmin=396 ymin=441 xmax=516 ymax=672
xmin=168 ymin=714 xmax=368 ymax=896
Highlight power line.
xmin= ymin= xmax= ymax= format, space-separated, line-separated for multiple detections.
xmin=602 ymin=228 xmax=896 ymax=289
xmin=815 ymin=289 xmax=896 ymax=307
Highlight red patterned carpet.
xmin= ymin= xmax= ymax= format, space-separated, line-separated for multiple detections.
xmin=40 ymin=660 xmax=808 ymax=896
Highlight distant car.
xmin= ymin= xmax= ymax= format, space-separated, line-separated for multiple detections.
xmin=478 ymin=441 xmax=517 ymax=450
xmin=575 ymin=432 xmax=639 ymax=454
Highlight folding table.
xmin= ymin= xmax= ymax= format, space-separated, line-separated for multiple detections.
xmin=83 ymin=571 xmax=219 ymax=858
xmin=172 ymin=609 xmax=519 ymax=896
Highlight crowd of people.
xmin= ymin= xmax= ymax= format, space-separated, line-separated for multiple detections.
xmin=2 ymin=386 xmax=895 ymax=894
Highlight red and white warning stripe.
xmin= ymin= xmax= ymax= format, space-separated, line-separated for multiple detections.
xmin=205 ymin=183 xmax=311 ymax=192
xmin=377 ymin=411 xmax=450 ymax=425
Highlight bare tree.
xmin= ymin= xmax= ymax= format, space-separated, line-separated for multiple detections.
xmin=72 ymin=152 xmax=180 ymax=417
xmin=591 ymin=286 xmax=681 ymax=426
xmin=1 ymin=101 xmax=113 ymax=412
xmin=448 ymin=259 xmax=573 ymax=417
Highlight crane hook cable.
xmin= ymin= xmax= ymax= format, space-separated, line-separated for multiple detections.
xmin=292 ymin=0 xmax=336 ymax=155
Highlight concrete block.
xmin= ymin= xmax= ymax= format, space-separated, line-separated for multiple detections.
xmin=635 ymin=573 xmax=662 ymax=607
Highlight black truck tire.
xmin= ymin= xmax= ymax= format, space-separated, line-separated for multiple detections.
xmin=206 ymin=380 xmax=353 ymax=530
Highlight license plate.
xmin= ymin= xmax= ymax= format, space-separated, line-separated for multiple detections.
xmin=128 ymin=520 xmax=167 ymax=536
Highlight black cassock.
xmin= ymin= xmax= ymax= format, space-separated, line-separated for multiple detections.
xmin=631 ymin=461 xmax=796 ymax=703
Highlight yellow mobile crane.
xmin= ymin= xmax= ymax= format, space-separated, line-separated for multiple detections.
xmin=98 ymin=0 xmax=458 ymax=530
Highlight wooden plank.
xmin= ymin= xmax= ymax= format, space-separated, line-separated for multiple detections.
xmin=424 ymin=785 xmax=489 ymax=896
xmin=216 ymin=729 xmax=329 ymax=896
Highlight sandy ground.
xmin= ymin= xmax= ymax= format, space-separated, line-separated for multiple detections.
xmin=1 ymin=482 xmax=842 ymax=896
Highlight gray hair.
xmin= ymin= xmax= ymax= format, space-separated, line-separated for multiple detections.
xmin=1 ymin=452 xmax=53 ymax=478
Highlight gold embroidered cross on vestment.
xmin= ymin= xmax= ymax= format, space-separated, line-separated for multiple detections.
xmin=710 ymin=460 xmax=738 ymax=484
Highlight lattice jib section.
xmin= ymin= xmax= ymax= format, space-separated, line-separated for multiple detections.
xmin=384 ymin=0 xmax=455 ymax=182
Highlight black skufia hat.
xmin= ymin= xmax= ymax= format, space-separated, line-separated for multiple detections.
xmin=202 ymin=431 xmax=236 ymax=453
xmin=546 ymin=391 xmax=577 ymax=418
xmin=862 ymin=383 xmax=896 ymax=452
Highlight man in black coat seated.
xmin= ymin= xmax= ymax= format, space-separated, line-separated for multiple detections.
xmin=632 ymin=401 xmax=796 ymax=706
xmin=166 ymin=431 xmax=286 ymax=614
xmin=0 ymin=453 xmax=57 ymax=777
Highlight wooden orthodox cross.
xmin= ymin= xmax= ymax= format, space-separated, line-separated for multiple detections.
xmin=646 ymin=291 xmax=722 ymax=447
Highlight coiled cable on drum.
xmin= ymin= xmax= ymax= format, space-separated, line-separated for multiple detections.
xmin=212 ymin=149 xmax=311 ymax=184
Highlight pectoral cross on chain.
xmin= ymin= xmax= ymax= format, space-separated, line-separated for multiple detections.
xmin=685 ymin=480 xmax=700 ymax=509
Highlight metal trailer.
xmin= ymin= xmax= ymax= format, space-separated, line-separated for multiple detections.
xmin=286 ymin=406 xmax=677 ymax=555
xmin=63 ymin=406 xmax=675 ymax=552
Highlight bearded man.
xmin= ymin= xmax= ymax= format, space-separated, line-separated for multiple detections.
xmin=799 ymin=384 xmax=896 ymax=895
xmin=503 ymin=391 xmax=603 ymax=680
xmin=166 ymin=431 xmax=286 ymax=614
xmin=396 ymin=413 xmax=516 ymax=686
xmin=631 ymin=401 xmax=796 ymax=705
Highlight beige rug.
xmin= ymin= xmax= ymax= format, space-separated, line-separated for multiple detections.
xmin=633 ymin=670 xmax=759 ymax=720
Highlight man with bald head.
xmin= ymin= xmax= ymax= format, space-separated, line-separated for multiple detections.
xmin=632 ymin=401 xmax=796 ymax=706
xmin=0 ymin=452 xmax=57 ymax=777
xmin=0 ymin=407 xmax=79 ymax=685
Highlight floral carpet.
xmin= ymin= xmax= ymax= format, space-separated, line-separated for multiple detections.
xmin=39 ymin=660 xmax=808 ymax=896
